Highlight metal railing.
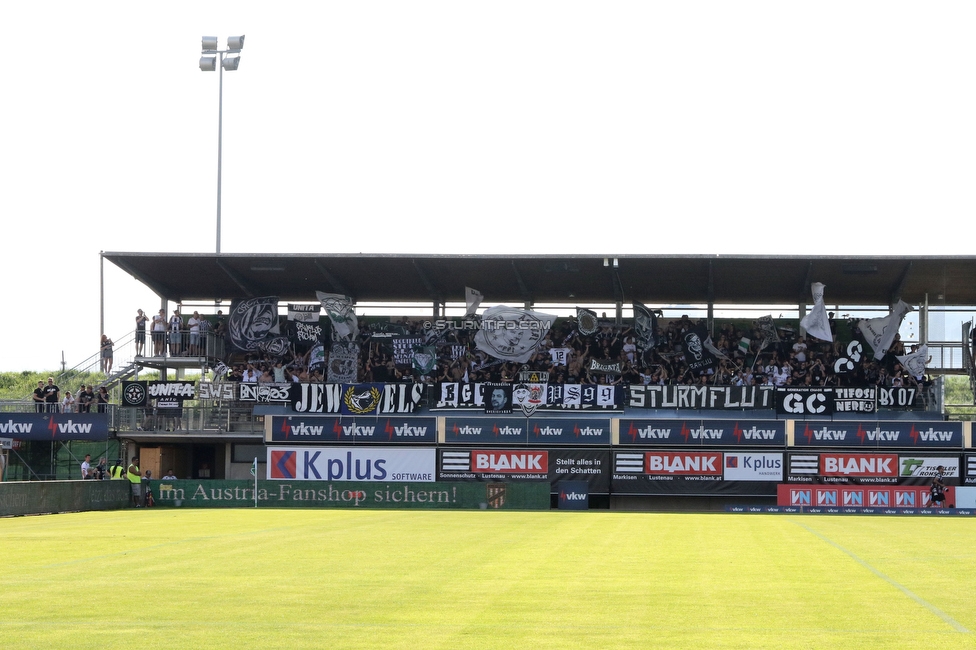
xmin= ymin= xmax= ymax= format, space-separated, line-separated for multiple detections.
xmin=115 ymin=406 xmax=264 ymax=435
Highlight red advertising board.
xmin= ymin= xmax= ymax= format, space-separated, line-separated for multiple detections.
xmin=777 ymin=484 xmax=952 ymax=508
xmin=471 ymin=450 xmax=549 ymax=474
xmin=644 ymin=452 xmax=723 ymax=475
xmin=820 ymin=453 xmax=898 ymax=477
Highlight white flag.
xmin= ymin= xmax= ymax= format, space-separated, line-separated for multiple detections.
xmin=859 ymin=300 xmax=913 ymax=360
xmin=316 ymin=291 xmax=358 ymax=340
xmin=464 ymin=287 xmax=483 ymax=318
xmin=474 ymin=305 xmax=556 ymax=363
xmin=897 ymin=344 xmax=928 ymax=380
xmin=800 ymin=283 xmax=832 ymax=342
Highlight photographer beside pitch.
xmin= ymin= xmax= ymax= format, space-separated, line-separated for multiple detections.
xmin=930 ymin=465 xmax=948 ymax=508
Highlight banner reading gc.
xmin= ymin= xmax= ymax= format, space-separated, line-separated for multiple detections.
xmin=268 ymin=447 xmax=436 ymax=481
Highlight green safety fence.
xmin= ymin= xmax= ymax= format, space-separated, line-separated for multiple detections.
xmin=153 ymin=480 xmax=550 ymax=510
xmin=0 ymin=480 xmax=131 ymax=517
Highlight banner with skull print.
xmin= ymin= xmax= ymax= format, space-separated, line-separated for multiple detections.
xmin=681 ymin=325 xmax=717 ymax=372
xmin=632 ymin=301 xmax=660 ymax=364
xmin=513 ymin=370 xmax=549 ymax=416
xmin=327 ymin=341 xmax=360 ymax=383
xmin=756 ymin=315 xmax=780 ymax=349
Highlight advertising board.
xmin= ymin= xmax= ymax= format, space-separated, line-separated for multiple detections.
xmin=437 ymin=448 xmax=610 ymax=493
xmin=618 ymin=419 xmax=785 ymax=446
xmin=267 ymin=447 xmax=436 ymax=482
xmin=268 ymin=416 xmax=436 ymax=443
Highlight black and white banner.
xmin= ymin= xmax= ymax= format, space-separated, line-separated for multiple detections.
xmin=776 ymin=387 xmax=835 ymax=416
xmin=632 ymin=301 xmax=659 ymax=359
xmin=588 ymin=359 xmax=622 ymax=375
xmin=484 ymin=383 xmax=513 ymax=415
xmin=327 ymin=341 xmax=360 ymax=383
xmin=776 ymin=386 xmax=918 ymax=415
xmin=393 ymin=336 xmax=424 ymax=366
xmin=289 ymin=383 xmax=424 ymax=414
xmin=148 ymin=381 xmax=196 ymax=400
xmin=627 ymin=385 xmax=775 ymax=410
xmin=239 ymin=383 xmax=292 ymax=403
xmin=576 ymin=308 xmax=599 ymax=336
xmin=435 ymin=382 xmax=622 ymax=411
xmin=681 ymin=325 xmax=717 ymax=371
xmin=122 ymin=381 xmax=148 ymax=407
xmin=291 ymin=320 xmax=325 ymax=349
xmin=197 ymin=382 xmax=238 ymax=401
xmin=228 ymin=296 xmax=280 ymax=352
xmin=288 ymin=304 xmax=320 ymax=322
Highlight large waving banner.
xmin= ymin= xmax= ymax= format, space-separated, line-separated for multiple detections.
xmin=473 ymin=306 xmax=556 ymax=363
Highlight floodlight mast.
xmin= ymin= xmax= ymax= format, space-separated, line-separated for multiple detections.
xmin=200 ymin=35 xmax=245 ymax=254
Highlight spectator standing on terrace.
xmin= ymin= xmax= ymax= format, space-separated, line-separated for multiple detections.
xmin=162 ymin=469 xmax=177 ymax=480
xmin=61 ymin=391 xmax=75 ymax=413
xmin=127 ymin=457 xmax=143 ymax=506
xmin=188 ymin=311 xmax=201 ymax=356
xmin=169 ymin=309 xmax=183 ymax=356
xmin=78 ymin=385 xmax=94 ymax=413
xmin=81 ymin=454 xmax=92 ymax=479
xmin=100 ymin=334 xmax=114 ymax=375
xmin=94 ymin=457 xmax=108 ymax=480
xmin=241 ymin=363 xmax=259 ymax=383
xmin=135 ymin=309 xmax=148 ymax=356
xmin=33 ymin=381 xmax=45 ymax=413
xmin=43 ymin=377 xmax=60 ymax=413
xmin=152 ymin=309 xmax=166 ymax=356
xmin=214 ymin=310 xmax=226 ymax=337
xmin=96 ymin=386 xmax=110 ymax=413
xmin=273 ymin=359 xmax=286 ymax=383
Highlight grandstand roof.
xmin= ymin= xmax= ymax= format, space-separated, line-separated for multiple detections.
xmin=103 ymin=252 xmax=976 ymax=307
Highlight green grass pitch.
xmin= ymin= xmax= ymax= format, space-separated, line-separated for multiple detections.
xmin=1 ymin=509 xmax=974 ymax=649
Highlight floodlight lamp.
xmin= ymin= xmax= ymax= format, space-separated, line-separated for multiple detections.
xmin=200 ymin=56 xmax=217 ymax=72
xmin=202 ymin=36 xmax=219 ymax=52
xmin=222 ymin=55 xmax=241 ymax=71
xmin=227 ymin=35 xmax=245 ymax=51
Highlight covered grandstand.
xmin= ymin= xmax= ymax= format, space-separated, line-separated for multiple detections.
xmin=3 ymin=253 xmax=975 ymax=510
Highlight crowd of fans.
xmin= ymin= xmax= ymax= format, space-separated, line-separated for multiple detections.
xmin=216 ymin=313 xmax=931 ymax=390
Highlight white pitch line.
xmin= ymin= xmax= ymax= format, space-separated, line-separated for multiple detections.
xmin=793 ymin=520 xmax=970 ymax=634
